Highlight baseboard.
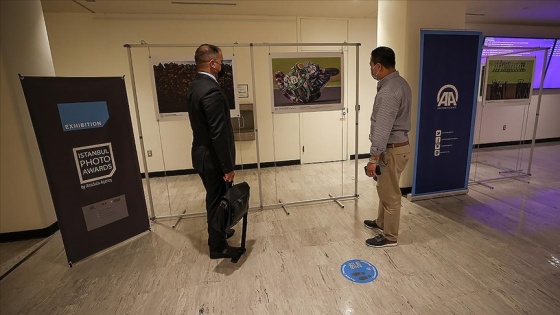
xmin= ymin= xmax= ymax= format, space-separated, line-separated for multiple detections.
xmin=350 ymin=153 xmax=370 ymax=160
xmin=235 ymin=159 xmax=301 ymax=170
xmin=400 ymin=187 xmax=412 ymax=196
xmin=351 ymin=138 xmax=560 ymax=157
xmin=0 ymin=221 xmax=59 ymax=243
xmin=474 ymin=137 xmax=560 ymax=149
xmin=141 ymin=169 xmax=197 ymax=178
xmin=142 ymin=159 xmax=301 ymax=178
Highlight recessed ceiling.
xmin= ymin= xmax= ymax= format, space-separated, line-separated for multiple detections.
xmin=40 ymin=0 xmax=560 ymax=26
xmin=40 ymin=0 xmax=378 ymax=18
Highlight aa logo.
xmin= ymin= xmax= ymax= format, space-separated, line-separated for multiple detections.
xmin=437 ymin=84 xmax=458 ymax=108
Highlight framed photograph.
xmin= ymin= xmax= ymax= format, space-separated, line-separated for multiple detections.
xmin=270 ymin=52 xmax=344 ymax=114
xmin=149 ymin=55 xmax=240 ymax=121
xmin=482 ymin=56 xmax=536 ymax=106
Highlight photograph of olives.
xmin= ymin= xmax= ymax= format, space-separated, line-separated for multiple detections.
xmin=151 ymin=60 xmax=236 ymax=117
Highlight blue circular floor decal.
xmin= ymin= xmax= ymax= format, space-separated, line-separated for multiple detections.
xmin=340 ymin=259 xmax=378 ymax=283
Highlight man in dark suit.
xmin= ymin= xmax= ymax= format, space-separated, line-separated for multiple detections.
xmin=187 ymin=44 xmax=241 ymax=260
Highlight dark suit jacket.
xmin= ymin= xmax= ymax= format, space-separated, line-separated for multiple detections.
xmin=187 ymin=73 xmax=235 ymax=175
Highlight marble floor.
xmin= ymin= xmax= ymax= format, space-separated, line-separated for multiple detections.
xmin=1 ymin=143 xmax=559 ymax=314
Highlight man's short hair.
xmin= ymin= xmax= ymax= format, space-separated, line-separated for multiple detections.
xmin=371 ymin=46 xmax=396 ymax=69
xmin=195 ymin=44 xmax=221 ymax=64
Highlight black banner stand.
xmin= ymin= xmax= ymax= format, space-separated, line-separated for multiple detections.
xmin=20 ymin=75 xmax=150 ymax=266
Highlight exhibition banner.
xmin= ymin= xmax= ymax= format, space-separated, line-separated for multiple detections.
xmin=482 ymin=56 xmax=536 ymax=106
xmin=20 ymin=76 xmax=150 ymax=265
xmin=412 ymin=30 xmax=483 ymax=198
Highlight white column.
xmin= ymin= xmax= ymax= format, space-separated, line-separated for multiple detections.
xmin=1 ymin=0 xmax=57 ymax=233
xmin=376 ymin=0 xmax=467 ymax=188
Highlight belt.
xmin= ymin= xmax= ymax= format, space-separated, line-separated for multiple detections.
xmin=387 ymin=141 xmax=409 ymax=149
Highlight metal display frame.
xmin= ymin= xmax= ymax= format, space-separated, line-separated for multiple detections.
xmin=470 ymin=46 xmax=549 ymax=189
xmin=124 ymin=42 xmax=361 ymax=222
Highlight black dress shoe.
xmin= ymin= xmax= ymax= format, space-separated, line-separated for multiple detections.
xmin=210 ymin=245 xmax=245 ymax=260
xmin=226 ymin=228 xmax=235 ymax=239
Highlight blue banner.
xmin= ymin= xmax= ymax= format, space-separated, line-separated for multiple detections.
xmin=412 ymin=30 xmax=483 ymax=197
xmin=58 ymin=101 xmax=109 ymax=132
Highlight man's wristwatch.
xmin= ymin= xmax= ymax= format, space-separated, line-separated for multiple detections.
xmin=368 ymin=158 xmax=378 ymax=164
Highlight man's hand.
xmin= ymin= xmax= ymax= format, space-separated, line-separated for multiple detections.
xmin=223 ymin=170 xmax=235 ymax=182
xmin=365 ymin=162 xmax=378 ymax=178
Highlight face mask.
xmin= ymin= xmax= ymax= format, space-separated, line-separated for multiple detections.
xmin=211 ymin=59 xmax=226 ymax=79
xmin=217 ymin=64 xmax=226 ymax=79
xmin=371 ymin=63 xmax=381 ymax=80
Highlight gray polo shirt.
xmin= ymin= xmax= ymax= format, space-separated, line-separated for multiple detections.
xmin=369 ymin=71 xmax=412 ymax=156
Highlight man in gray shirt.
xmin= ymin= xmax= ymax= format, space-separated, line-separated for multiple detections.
xmin=364 ymin=46 xmax=412 ymax=247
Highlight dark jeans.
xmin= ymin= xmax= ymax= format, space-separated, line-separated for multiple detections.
xmin=198 ymin=170 xmax=228 ymax=251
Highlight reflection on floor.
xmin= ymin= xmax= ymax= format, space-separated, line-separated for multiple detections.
xmin=144 ymin=159 xmax=357 ymax=218
xmin=1 ymin=143 xmax=559 ymax=314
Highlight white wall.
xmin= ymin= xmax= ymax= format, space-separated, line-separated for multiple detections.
xmin=473 ymin=92 xmax=560 ymax=144
xmin=43 ymin=13 xmax=377 ymax=172
xmin=1 ymin=0 xmax=57 ymax=233
xmin=43 ymin=13 xmax=560 ymax=177
xmin=468 ymin=23 xmax=560 ymax=144
xmin=349 ymin=19 xmax=378 ymax=157
xmin=3 ymin=5 xmax=558 ymax=235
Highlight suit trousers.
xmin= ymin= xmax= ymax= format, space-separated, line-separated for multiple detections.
xmin=198 ymin=169 xmax=228 ymax=251
xmin=375 ymin=144 xmax=410 ymax=242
